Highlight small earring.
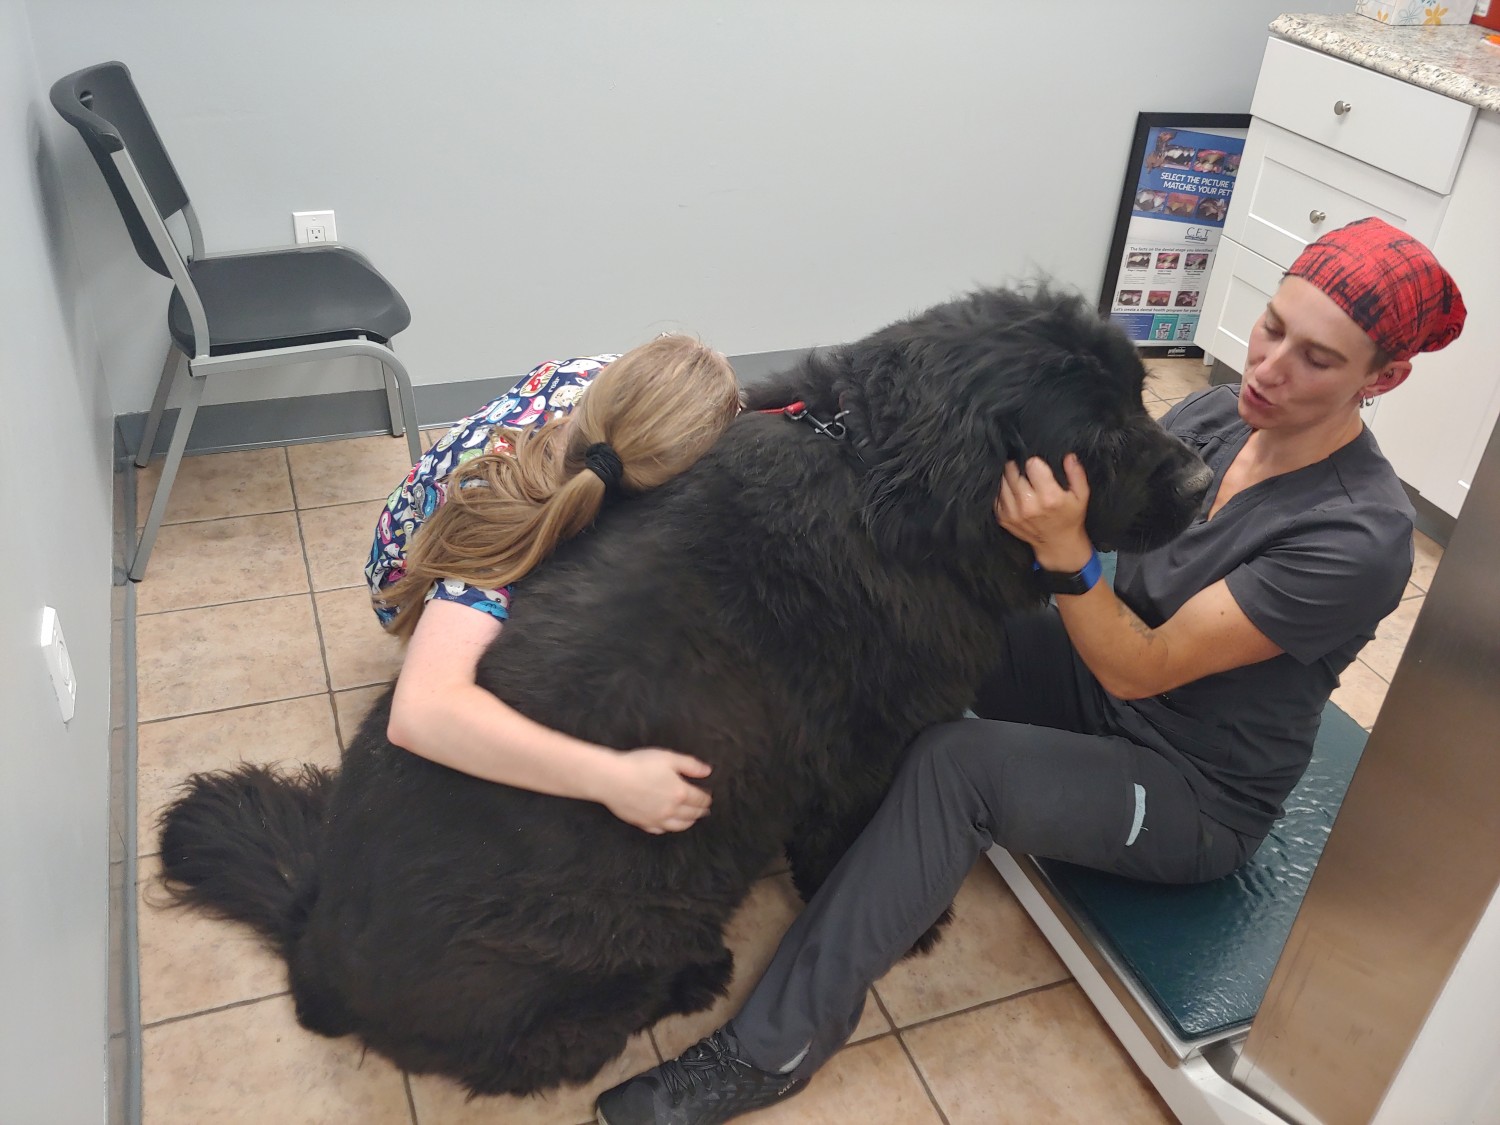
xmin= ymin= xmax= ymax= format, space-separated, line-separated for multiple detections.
xmin=1360 ymin=396 xmax=1376 ymax=408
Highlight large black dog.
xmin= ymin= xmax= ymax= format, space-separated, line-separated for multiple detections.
xmin=159 ymin=286 xmax=1209 ymax=1097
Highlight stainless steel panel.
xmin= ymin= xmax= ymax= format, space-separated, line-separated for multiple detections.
xmin=1235 ymin=418 xmax=1500 ymax=1123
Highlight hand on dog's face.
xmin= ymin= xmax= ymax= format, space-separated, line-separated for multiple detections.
xmin=996 ymin=454 xmax=1095 ymax=573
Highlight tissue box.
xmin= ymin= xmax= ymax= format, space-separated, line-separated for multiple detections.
xmin=1355 ymin=0 xmax=1477 ymax=23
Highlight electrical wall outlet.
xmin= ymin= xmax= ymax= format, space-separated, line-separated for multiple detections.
xmin=39 ymin=606 xmax=76 ymax=723
xmin=292 ymin=209 xmax=337 ymax=244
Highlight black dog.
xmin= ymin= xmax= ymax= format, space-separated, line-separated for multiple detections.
xmin=158 ymin=285 xmax=1209 ymax=1097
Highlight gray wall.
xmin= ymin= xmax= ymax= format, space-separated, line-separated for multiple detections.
xmin=0 ymin=0 xmax=117 ymax=1121
xmin=30 ymin=0 xmax=1344 ymax=417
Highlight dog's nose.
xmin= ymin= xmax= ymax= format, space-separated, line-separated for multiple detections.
xmin=1178 ymin=461 xmax=1213 ymax=501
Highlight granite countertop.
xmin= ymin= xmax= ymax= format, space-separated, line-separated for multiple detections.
xmin=1271 ymin=13 xmax=1500 ymax=112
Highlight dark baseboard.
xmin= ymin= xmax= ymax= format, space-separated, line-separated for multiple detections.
xmin=1407 ymin=485 xmax=1455 ymax=548
xmin=108 ymin=433 xmax=141 ymax=1125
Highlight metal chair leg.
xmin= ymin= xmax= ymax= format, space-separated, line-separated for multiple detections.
xmin=135 ymin=345 xmax=184 ymax=468
xmin=130 ymin=370 xmax=205 ymax=581
xmin=380 ymin=350 xmax=423 ymax=465
xmin=383 ymin=362 xmax=406 ymax=440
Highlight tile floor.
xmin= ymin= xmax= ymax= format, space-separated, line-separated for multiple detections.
xmin=131 ymin=358 xmax=1442 ymax=1124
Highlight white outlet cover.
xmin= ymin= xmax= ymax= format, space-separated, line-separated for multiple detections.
xmin=39 ymin=605 xmax=76 ymax=723
xmin=292 ymin=210 xmax=338 ymax=244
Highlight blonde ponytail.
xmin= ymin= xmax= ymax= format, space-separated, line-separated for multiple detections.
xmin=380 ymin=336 xmax=739 ymax=638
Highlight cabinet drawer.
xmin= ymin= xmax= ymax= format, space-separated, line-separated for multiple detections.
xmin=1198 ymin=237 xmax=1282 ymax=375
xmin=1224 ymin=121 xmax=1450 ymax=269
xmin=1250 ymin=37 xmax=1474 ymax=193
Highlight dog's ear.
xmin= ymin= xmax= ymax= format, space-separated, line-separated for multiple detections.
xmin=852 ymin=344 xmax=1024 ymax=564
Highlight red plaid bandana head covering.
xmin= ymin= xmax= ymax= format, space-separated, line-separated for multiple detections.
xmin=1287 ymin=217 xmax=1466 ymax=361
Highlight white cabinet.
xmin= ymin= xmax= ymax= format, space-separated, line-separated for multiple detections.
xmin=1202 ymin=36 xmax=1499 ymax=518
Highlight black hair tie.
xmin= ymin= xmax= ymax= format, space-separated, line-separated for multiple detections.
xmin=584 ymin=442 xmax=625 ymax=497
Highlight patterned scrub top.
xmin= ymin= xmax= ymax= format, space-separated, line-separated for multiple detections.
xmin=365 ymin=355 xmax=619 ymax=628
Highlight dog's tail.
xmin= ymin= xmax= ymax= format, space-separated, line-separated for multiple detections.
xmin=157 ymin=763 xmax=332 ymax=956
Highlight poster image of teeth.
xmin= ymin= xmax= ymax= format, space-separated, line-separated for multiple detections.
xmin=1100 ymin=114 xmax=1248 ymax=357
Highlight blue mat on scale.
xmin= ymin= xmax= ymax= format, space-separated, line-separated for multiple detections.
xmin=1035 ymin=553 xmax=1371 ymax=1043
xmin=1034 ymin=701 xmax=1366 ymax=1042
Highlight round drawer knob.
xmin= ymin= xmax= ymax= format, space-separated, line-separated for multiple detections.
xmin=1309 ymin=209 xmax=1328 ymax=224
xmin=1334 ymin=99 xmax=1354 ymax=116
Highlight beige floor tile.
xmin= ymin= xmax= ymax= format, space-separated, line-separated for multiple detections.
xmin=1331 ymin=658 xmax=1391 ymax=731
xmin=905 ymin=983 xmax=1174 ymax=1125
xmin=334 ymin=684 xmax=391 ymax=750
xmin=1410 ymin=529 xmax=1444 ymax=591
xmin=136 ymin=857 xmax=287 ymax=1026
xmin=1359 ymin=595 xmax=1424 ymax=683
xmin=301 ymin=499 xmax=386 ymax=591
xmin=141 ymin=994 xmax=410 ymax=1125
xmin=1144 ymin=357 xmax=1211 ymax=402
xmin=316 ymin=586 xmax=405 ymax=690
xmin=136 ymin=447 xmax=293 ymax=527
xmin=135 ymin=512 xmax=308 ymax=616
xmin=873 ymin=860 xmax=1068 ymax=1027
xmin=287 ymin=433 xmax=417 ymax=509
xmin=135 ymin=595 xmax=327 ymax=722
xmin=651 ymin=874 xmax=889 ymax=1060
xmin=745 ymin=1035 xmax=943 ymax=1125
xmin=1145 ymin=395 xmax=1172 ymax=421
xmin=137 ymin=695 xmax=341 ymax=855
xmin=409 ymin=1031 xmax=656 ymax=1125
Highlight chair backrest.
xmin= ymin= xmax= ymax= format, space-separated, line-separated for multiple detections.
xmin=49 ymin=61 xmax=190 ymax=279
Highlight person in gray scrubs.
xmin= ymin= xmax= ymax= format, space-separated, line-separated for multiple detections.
xmin=595 ymin=217 xmax=1469 ymax=1125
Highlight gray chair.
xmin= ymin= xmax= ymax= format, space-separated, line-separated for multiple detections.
xmin=50 ymin=60 xmax=422 ymax=580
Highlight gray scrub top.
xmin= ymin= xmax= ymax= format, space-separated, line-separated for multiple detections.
xmin=1110 ymin=385 xmax=1414 ymax=837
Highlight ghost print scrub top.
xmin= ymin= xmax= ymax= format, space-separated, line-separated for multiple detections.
xmin=365 ymin=355 xmax=618 ymax=627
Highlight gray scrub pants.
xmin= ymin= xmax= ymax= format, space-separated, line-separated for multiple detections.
xmin=729 ymin=607 xmax=1257 ymax=1079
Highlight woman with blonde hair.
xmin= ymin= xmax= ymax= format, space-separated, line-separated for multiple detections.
xmin=365 ymin=335 xmax=741 ymax=833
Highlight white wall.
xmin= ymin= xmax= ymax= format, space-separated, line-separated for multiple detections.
xmin=0 ymin=0 xmax=118 ymax=1120
xmin=29 ymin=0 xmax=1345 ymax=416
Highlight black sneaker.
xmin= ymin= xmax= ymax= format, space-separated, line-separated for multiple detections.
xmin=595 ymin=1028 xmax=806 ymax=1125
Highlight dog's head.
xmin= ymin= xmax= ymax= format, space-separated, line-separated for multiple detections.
xmin=823 ymin=285 xmax=1210 ymax=566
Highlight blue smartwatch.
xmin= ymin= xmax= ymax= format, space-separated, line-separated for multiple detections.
xmin=1033 ymin=549 xmax=1103 ymax=596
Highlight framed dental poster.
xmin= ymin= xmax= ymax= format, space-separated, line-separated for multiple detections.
xmin=1100 ymin=112 xmax=1250 ymax=358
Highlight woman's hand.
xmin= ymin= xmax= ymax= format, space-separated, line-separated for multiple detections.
xmin=602 ymin=749 xmax=713 ymax=834
xmin=995 ymin=454 xmax=1094 ymax=572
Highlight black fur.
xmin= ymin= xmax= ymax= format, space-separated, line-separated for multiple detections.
xmin=158 ymin=285 xmax=1209 ymax=1097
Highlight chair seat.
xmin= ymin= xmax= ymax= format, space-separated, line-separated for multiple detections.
xmin=168 ymin=243 xmax=411 ymax=356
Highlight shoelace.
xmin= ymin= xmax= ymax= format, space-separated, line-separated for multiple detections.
xmin=659 ymin=1032 xmax=739 ymax=1099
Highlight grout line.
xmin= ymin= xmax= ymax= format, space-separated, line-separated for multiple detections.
xmin=403 ymin=1072 xmax=419 ymax=1124
xmin=282 ymin=445 xmax=304 ymax=511
xmin=141 ymin=989 xmax=290 ymax=1031
xmin=888 ymin=977 xmax=1075 ymax=1041
xmin=891 ymin=1028 xmax=952 ymax=1125
xmin=871 ymin=987 xmax=898 ymax=1037
xmin=293 ymin=509 xmax=345 ymax=736
xmin=1357 ymin=655 xmax=1390 ymax=685
xmin=134 ymin=587 xmax=315 ymax=619
xmin=136 ymin=687 xmax=330 ymax=728
xmin=133 ymin=505 xmax=297 ymax=535
xmin=296 ymin=494 xmax=395 ymax=512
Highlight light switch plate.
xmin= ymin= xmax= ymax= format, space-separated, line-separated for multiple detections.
xmin=39 ymin=605 xmax=76 ymax=723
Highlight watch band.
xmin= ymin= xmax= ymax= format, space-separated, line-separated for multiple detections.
xmin=1032 ymin=549 xmax=1103 ymax=596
